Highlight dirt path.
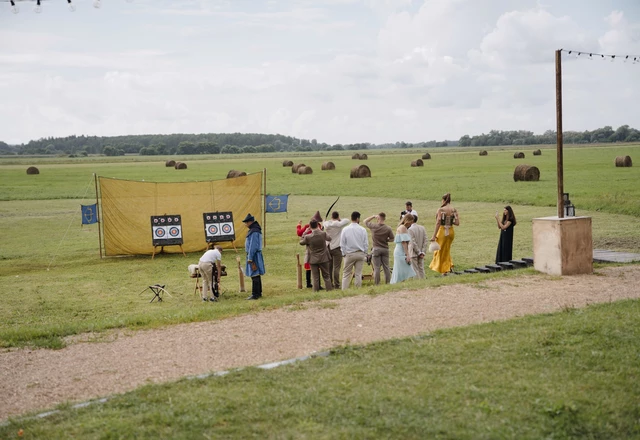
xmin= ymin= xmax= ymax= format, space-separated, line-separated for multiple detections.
xmin=2 ymin=265 xmax=639 ymax=421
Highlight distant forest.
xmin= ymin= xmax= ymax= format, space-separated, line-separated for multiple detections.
xmin=0 ymin=125 xmax=637 ymax=156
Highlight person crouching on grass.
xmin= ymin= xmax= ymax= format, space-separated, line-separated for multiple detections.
xmin=198 ymin=244 xmax=222 ymax=302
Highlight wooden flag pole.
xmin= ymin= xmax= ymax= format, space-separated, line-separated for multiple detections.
xmin=94 ymin=173 xmax=103 ymax=259
xmin=263 ymin=168 xmax=267 ymax=247
xmin=555 ymin=49 xmax=564 ymax=218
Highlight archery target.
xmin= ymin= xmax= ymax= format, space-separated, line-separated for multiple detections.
xmin=206 ymin=223 xmax=220 ymax=237
xmin=151 ymin=215 xmax=183 ymax=246
xmin=203 ymin=211 xmax=235 ymax=243
xmin=221 ymin=222 xmax=234 ymax=234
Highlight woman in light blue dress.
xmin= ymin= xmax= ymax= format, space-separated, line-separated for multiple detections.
xmin=390 ymin=215 xmax=416 ymax=284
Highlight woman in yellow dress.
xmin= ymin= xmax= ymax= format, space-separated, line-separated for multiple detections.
xmin=429 ymin=193 xmax=460 ymax=274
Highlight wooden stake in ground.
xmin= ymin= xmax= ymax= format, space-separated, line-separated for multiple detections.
xmin=296 ymin=253 xmax=303 ymax=289
xmin=236 ymin=256 xmax=246 ymax=292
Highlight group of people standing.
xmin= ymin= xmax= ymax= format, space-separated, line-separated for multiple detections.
xmin=197 ymin=195 xmax=517 ymax=301
xmin=297 ymin=194 xmax=470 ymax=291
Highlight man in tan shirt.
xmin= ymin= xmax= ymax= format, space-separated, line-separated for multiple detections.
xmin=407 ymin=214 xmax=427 ymax=279
xmin=364 ymin=212 xmax=395 ymax=284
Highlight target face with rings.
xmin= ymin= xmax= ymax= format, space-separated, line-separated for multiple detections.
xmin=221 ymin=223 xmax=232 ymax=234
xmin=154 ymin=227 xmax=166 ymax=237
xmin=169 ymin=227 xmax=180 ymax=237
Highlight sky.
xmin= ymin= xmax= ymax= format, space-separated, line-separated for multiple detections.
xmin=0 ymin=0 xmax=639 ymax=146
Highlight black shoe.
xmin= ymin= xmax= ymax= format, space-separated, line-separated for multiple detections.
xmin=209 ymin=297 xmax=218 ymax=302
xmin=246 ymin=295 xmax=261 ymax=300
xmin=202 ymin=298 xmax=208 ymax=302
xmin=306 ymin=285 xmax=312 ymax=289
xmin=318 ymin=286 xmax=324 ymax=291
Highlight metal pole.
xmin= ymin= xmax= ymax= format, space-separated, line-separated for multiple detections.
xmin=555 ymin=49 xmax=564 ymax=218
xmin=94 ymin=173 xmax=103 ymax=258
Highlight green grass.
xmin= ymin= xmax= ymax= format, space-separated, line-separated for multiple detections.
xmin=1 ymin=145 xmax=640 ymax=349
xmin=2 ymin=299 xmax=639 ymax=438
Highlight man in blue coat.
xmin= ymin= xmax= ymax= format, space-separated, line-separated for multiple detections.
xmin=242 ymin=213 xmax=265 ymax=300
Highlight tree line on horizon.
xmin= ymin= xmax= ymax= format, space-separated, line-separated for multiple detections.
xmin=0 ymin=125 xmax=637 ymax=156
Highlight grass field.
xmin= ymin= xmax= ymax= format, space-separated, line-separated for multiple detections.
xmin=1 ymin=144 xmax=640 ymax=434
xmin=2 ymin=299 xmax=639 ymax=438
xmin=1 ymin=144 xmax=639 ymax=349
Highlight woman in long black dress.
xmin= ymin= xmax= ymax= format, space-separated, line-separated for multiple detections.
xmin=495 ymin=206 xmax=516 ymax=263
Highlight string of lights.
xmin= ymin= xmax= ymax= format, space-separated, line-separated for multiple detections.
xmin=561 ymin=48 xmax=640 ymax=64
xmin=3 ymin=0 xmax=133 ymax=14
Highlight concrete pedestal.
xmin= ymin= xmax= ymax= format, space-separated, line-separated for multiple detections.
xmin=532 ymin=216 xmax=593 ymax=276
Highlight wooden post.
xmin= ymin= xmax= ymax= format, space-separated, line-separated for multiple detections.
xmin=555 ymin=49 xmax=564 ymax=218
xmin=94 ymin=173 xmax=103 ymax=258
xmin=263 ymin=168 xmax=267 ymax=247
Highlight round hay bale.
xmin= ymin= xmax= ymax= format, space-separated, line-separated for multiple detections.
xmin=175 ymin=162 xmax=187 ymax=170
xmin=282 ymin=160 xmax=294 ymax=167
xmin=359 ymin=153 xmax=368 ymax=160
xmin=533 ymin=149 xmax=542 ymax=156
xmin=351 ymin=153 xmax=361 ymax=160
xmin=26 ymin=166 xmax=40 ymax=175
xmin=513 ymin=164 xmax=540 ymax=182
xmin=297 ymin=166 xmax=313 ymax=175
xmin=291 ymin=163 xmax=306 ymax=173
xmin=165 ymin=160 xmax=176 ymax=167
xmin=350 ymin=165 xmax=371 ymax=178
xmin=514 ymin=152 xmax=525 ymax=159
xmin=321 ymin=161 xmax=336 ymax=170
xmin=227 ymin=169 xmax=247 ymax=178
xmin=615 ymin=156 xmax=632 ymax=167
xmin=411 ymin=159 xmax=424 ymax=167
xmin=479 ymin=150 xmax=488 ymax=156
xmin=422 ymin=153 xmax=431 ymax=160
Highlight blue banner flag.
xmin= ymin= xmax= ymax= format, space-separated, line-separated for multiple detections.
xmin=266 ymin=195 xmax=289 ymax=213
xmin=81 ymin=204 xmax=98 ymax=224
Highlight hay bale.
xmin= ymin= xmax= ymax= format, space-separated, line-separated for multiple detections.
xmin=321 ymin=161 xmax=336 ymax=170
xmin=291 ymin=163 xmax=306 ymax=173
xmin=175 ymin=162 xmax=188 ymax=170
xmin=479 ymin=150 xmax=488 ymax=156
xmin=350 ymin=165 xmax=371 ymax=178
xmin=26 ymin=166 xmax=40 ymax=175
xmin=227 ymin=169 xmax=247 ymax=178
xmin=411 ymin=159 xmax=424 ymax=167
xmin=533 ymin=149 xmax=542 ymax=156
xmin=422 ymin=153 xmax=431 ymax=160
xmin=615 ymin=156 xmax=632 ymax=167
xmin=359 ymin=153 xmax=368 ymax=160
xmin=351 ymin=153 xmax=361 ymax=160
xmin=297 ymin=166 xmax=313 ymax=175
xmin=514 ymin=152 xmax=525 ymax=159
xmin=282 ymin=160 xmax=294 ymax=167
xmin=165 ymin=160 xmax=176 ymax=167
xmin=513 ymin=164 xmax=540 ymax=182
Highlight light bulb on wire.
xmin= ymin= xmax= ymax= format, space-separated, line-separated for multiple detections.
xmin=67 ymin=0 xmax=76 ymax=11
xmin=34 ymin=0 xmax=42 ymax=13
xmin=10 ymin=0 xmax=19 ymax=13
xmin=93 ymin=0 xmax=102 ymax=8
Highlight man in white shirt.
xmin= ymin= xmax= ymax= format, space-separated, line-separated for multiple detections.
xmin=198 ymin=245 xmax=222 ymax=302
xmin=323 ymin=211 xmax=350 ymax=289
xmin=400 ymin=201 xmax=418 ymax=223
xmin=340 ymin=211 xmax=369 ymax=290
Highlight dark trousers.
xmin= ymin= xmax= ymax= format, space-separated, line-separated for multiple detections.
xmin=251 ymin=276 xmax=262 ymax=298
xmin=329 ymin=246 xmax=343 ymax=289
xmin=310 ymin=262 xmax=333 ymax=292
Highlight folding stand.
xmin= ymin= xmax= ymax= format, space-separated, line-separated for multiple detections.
xmin=139 ymin=284 xmax=172 ymax=303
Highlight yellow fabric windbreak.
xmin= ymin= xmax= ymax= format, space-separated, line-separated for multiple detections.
xmin=99 ymin=173 xmax=263 ymax=256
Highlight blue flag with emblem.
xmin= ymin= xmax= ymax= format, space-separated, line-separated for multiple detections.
xmin=266 ymin=195 xmax=289 ymax=213
xmin=81 ymin=204 xmax=99 ymax=224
